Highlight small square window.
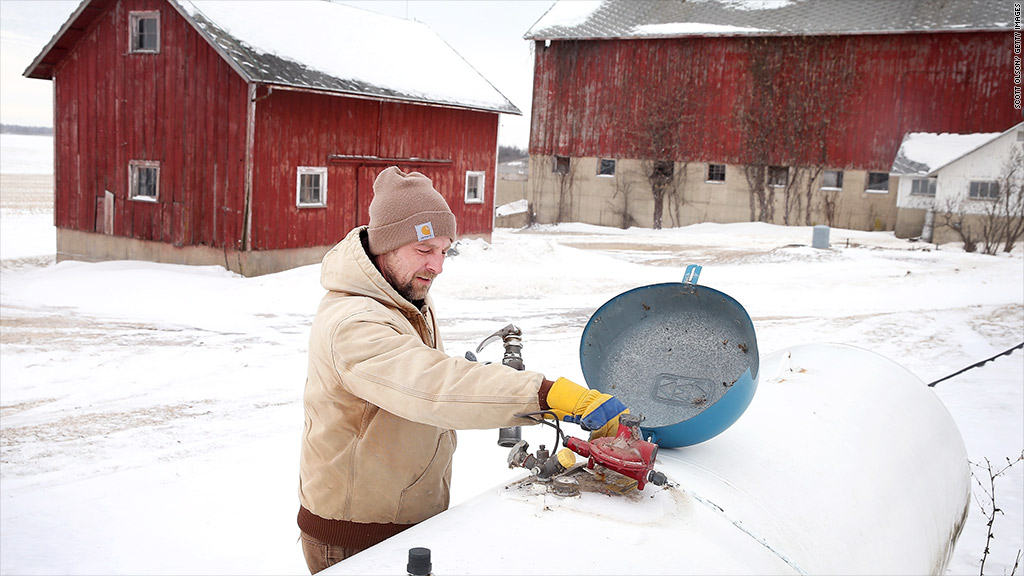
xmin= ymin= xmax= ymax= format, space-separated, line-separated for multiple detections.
xmin=910 ymin=178 xmax=936 ymax=196
xmin=593 ymin=156 xmax=614 ymax=175
xmin=553 ymin=156 xmax=570 ymax=174
xmin=822 ymin=170 xmax=843 ymax=189
xmin=969 ymin=181 xmax=999 ymax=199
xmin=768 ymin=166 xmax=788 ymax=187
xmin=867 ymin=172 xmax=890 ymax=192
xmin=130 ymin=12 xmax=160 ymax=53
xmin=129 ymin=161 xmax=159 ymax=202
xmin=707 ymin=164 xmax=725 ymax=182
xmin=465 ymin=171 xmax=485 ymax=204
xmin=297 ymin=167 xmax=327 ymax=207
xmin=597 ymin=159 xmax=616 ymax=177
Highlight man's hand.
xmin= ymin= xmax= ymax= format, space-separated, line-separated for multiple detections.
xmin=545 ymin=377 xmax=628 ymax=438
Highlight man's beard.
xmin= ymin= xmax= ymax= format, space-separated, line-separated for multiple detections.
xmin=394 ymin=279 xmax=424 ymax=303
xmin=393 ymin=273 xmax=433 ymax=304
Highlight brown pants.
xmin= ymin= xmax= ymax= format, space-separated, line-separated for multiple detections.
xmin=300 ymin=531 xmax=361 ymax=574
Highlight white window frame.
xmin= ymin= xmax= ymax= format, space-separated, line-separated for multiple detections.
xmin=969 ymin=180 xmax=999 ymax=200
xmin=296 ymin=166 xmax=327 ymax=208
xmin=129 ymin=161 xmax=160 ymax=202
xmin=821 ymin=170 xmax=843 ymax=190
xmin=910 ymin=177 xmax=936 ymax=197
xmin=707 ymin=163 xmax=726 ymax=183
xmin=553 ymin=156 xmax=570 ymax=174
xmin=129 ymin=11 xmax=160 ymax=54
xmin=464 ymin=171 xmax=485 ymax=204
xmin=597 ymin=158 xmax=616 ymax=177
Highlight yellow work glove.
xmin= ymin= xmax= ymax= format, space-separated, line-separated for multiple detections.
xmin=545 ymin=377 xmax=629 ymax=439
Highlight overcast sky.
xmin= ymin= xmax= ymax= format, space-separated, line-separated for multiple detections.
xmin=0 ymin=0 xmax=555 ymax=148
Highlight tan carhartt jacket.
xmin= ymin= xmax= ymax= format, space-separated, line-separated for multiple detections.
xmin=299 ymin=227 xmax=544 ymax=530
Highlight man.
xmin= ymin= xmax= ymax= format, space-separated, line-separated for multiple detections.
xmin=297 ymin=166 xmax=628 ymax=573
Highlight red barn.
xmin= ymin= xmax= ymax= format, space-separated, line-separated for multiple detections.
xmin=523 ymin=0 xmax=1019 ymax=231
xmin=25 ymin=0 xmax=519 ymax=275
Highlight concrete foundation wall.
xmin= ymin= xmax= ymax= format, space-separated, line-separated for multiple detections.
xmin=528 ymin=155 xmax=900 ymax=232
xmin=895 ymin=207 xmax=928 ymax=239
xmin=57 ymin=228 xmax=332 ymax=276
xmin=57 ymin=227 xmax=494 ymax=276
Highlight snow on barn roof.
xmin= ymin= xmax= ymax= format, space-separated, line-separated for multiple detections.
xmin=525 ymin=0 xmax=1010 ymax=40
xmin=25 ymin=0 xmax=519 ymax=115
xmin=177 ymin=1 xmax=519 ymax=114
xmin=891 ymin=131 xmax=1003 ymax=176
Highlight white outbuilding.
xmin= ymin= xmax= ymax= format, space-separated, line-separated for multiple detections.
xmin=893 ymin=122 xmax=1024 ymax=245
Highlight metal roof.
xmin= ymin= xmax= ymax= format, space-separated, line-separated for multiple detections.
xmin=890 ymin=123 xmax=1020 ymax=176
xmin=525 ymin=0 xmax=1012 ymax=40
xmin=24 ymin=0 xmax=520 ymax=115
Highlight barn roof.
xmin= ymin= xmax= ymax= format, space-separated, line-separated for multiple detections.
xmin=525 ymin=0 xmax=1011 ymax=40
xmin=25 ymin=0 xmax=520 ymax=115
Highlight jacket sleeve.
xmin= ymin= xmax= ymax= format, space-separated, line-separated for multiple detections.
xmin=327 ymin=308 xmax=545 ymax=430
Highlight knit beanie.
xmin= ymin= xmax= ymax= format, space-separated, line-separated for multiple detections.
xmin=366 ymin=166 xmax=457 ymax=256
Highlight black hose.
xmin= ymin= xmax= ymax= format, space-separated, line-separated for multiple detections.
xmin=927 ymin=341 xmax=1024 ymax=387
xmin=514 ymin=410 xmax=566 ymax=447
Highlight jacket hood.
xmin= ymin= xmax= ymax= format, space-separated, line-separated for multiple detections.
xmin=320 ymin=226 xmax=426 ymax=315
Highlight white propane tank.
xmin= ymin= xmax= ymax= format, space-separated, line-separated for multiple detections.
xmin=326 ymin=343 xmax=970 ymax=576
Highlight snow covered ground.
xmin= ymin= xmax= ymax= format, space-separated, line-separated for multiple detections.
xmin=1 ymin=134 xmax=1022 ymax=575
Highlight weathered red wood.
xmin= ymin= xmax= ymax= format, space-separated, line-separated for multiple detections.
xmin=47 ymin=0 xmax=501 ymax=258
xmin=531 ymin=33 xmax=1017 ymax=170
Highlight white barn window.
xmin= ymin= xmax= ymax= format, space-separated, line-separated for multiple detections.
xmin=910 ymin=178 xmax=936 ymax=196
xmin=297 ymin=167 xmax=327 ymax=207
xmin=129 ymin=161 xmax=160 ymax=202
xmin=465 ymin=171 xmax=485 ymax=204
xmin=969 ymin=180 xmax=999 ymax=200
xmin=129 ymin=11 xmax=160 ymax=53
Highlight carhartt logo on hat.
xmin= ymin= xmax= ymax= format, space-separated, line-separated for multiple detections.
xmin=367 ymin=166 xmax=457 ymax=255
xmin=416 ymin=222 xmax=435 ymax=241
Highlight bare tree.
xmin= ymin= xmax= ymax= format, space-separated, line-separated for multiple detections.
xmin=940 ymin=147 xmax=1024 ymax=255
xmin=970 ymin=452 xmax=1024 ymax=576
xmin=738 ymin=138 xmax=774 ymax=223
xmin=795 ymin=165 xmax=825 ymax=225
xmin=991 ymin=146 xmax=1024 ymax=253
xmin=664 ymin=161 xmax=689 ymax=228
xmin=780 ymin=167 xmax=805 ymax=226
xmin=634 ymin=92 xmax=689 ymax=229
xmin=738 ymin=37 xmax=858 ymax=225
xmin=527 ymin=156 xmax=549 ymax=226
xmin=820 ymin=185 xmax=842 ymax=227
xmin=938 ymin=196 xmax=980 ymax=253
xmin=555 ymin=157 xmax=578 ymax=223
xmin=638 ymin=159 xmax=672 ymax=229
xmin=609 ymin=168 xmax=640 ymax=229
xmin=738 ymin=38 xmax=789 ymax=223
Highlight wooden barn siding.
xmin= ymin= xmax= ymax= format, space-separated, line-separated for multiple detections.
xmin=52 ymin=0 xmax=248 ymax=249
xmin=530 ymin=32 xmax=1015 ymax=169
xmin=249 ymin=90 xmax=498 ymax=251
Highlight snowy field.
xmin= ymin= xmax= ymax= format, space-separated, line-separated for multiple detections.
xmin=1 ymin=134 xmax=1022 ymax=575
